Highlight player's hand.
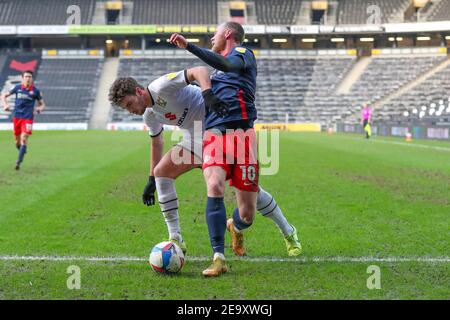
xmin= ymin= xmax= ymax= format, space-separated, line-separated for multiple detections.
xmin=142 ymin=176 xmax=156 ymax=206
xmin=3 ymin=105 xmax=10 ymax=112
xmin=202 ymin=89 xmax=229 ymax=118
xmin=169 ymin=33 xmax=188 ymax=49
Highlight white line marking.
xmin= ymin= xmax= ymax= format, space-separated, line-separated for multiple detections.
xmin=347 ymin=136 xmax=450 ymax=152
xmin=0 ymin=255 xmax=448 ymax=263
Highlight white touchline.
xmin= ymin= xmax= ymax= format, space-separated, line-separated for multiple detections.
xmin=348 ymin=136 xmax=450 ymax=152
xmin=0 ymin=255 xmax=449 ymax=263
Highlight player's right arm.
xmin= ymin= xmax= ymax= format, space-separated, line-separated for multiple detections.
xmin=2 ymin=85 xmax=19 ymax=111
xmin=1 ymin=91 xmax=14 ymax=111
xmin=142 ymin=110 xmax=164 ymax=206
xmin=170 ymin=33 xmax=245 ymax=73
xmin=1 ymin=92 xmax=11 ymax=111
xmin=150 ymin=132 xmax=164 ymax=177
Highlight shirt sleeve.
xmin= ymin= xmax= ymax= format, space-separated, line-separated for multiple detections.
xmin=149 ymin=70 xmax=190 ymax=97
xmin=9 ymin=85 xmax=18 ymax=95
xmin=186 ymin=43 xmax=245 ymax=73
xmin=35 ymin=89 xmax=43 ymax=101
xmin=143 ymin=108 xmax=164 ymax=137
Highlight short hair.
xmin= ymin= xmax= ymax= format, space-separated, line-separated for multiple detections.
xmin=108 ymin=77 xmax=143 ymax=106
xmin=224 ymin=21 xmax=245 ymax=44
xmin=22 ymin=70 xmax=33 ymax=77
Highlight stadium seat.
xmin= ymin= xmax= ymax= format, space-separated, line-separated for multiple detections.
xmin=33 ymin=58 xmax=104 ymax=123
xmin=0 ymin=0 xmax=95 ymax=25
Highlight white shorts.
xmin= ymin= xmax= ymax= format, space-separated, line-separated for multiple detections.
xmin=175 ymin=125 xmax=203 ymax=161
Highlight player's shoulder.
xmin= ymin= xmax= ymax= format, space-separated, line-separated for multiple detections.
xmin=232 ymin=46 xmax=254 ymax=57
xmin=148 ymin=70 xmax=186 ymax=93
xmin=32 ymin=86 xmax=41 ymax=94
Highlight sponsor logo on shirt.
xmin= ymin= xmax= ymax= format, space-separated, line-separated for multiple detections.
xmin=177 ymin=108 xmax=189 ymax=126
xmin=17 ymin=92 xmax=34 ymax=100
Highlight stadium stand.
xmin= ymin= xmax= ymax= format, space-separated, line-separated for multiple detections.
xmin=423 ymin=0 xmax=450 ymax=22
xmin=300 ymin=57 xmax=356 ymax=123
xmin=348 ymin=55 xmax=445 ymax=105
xmin=253 ymin=0 xmax=302 ymax=25
xmin=34 ymin=57 xmax=103 ymax=123
xmin=336 ymin=54 xmax=448 ymax=124
xmin=256 ymin=56 xmax=355 ymax=123
xmin=0 ymin=0 xmax=96 ymax=25
xmin=380 ymin=63 xmax=450 ymax=123
xmin=112 ymin=53 xmax=356 ymax=124
xmin=112 ymin=52 xmax=449 ymax=126
xmin=0 ymin=0 xmax=449 ymax=26
xmin=337 ymin=0 xmax=410 ymax=24
xmin=132 ymin=0 xmax=218 ymax=25
xmin=0 ymin=54 xmax=7 ymax=73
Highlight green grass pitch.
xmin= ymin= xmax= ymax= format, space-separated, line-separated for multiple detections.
xmin=0 ymin=130 xmax=449 ymax=299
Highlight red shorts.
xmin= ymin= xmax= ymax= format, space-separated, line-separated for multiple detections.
xmin=202 ymin=128 xmax=259 ymax=192
xmin=13 ymin=118 xmax=33 ymax=136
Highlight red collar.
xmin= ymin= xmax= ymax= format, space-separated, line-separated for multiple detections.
xmin=21 ymin=84 xmax=33 ymax=91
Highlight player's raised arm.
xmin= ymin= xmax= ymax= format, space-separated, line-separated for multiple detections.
xmin=170 ymin=33 xmax=245 ymax=73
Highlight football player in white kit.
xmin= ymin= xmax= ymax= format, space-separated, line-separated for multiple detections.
xmin=109 ymin=66 xmax=302 ymax=257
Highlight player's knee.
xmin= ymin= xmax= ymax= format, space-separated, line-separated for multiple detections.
xmin=238 ymin=205 xmax=256 ymax=224
xmin=153 ymin=164 xmax=165 ymax=178
xmin=154 ymin=162 xmax=175 ymax=178
xmin=206 ymin=178 xmax=225 ymax=197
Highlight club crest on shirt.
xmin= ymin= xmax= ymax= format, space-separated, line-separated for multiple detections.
xmin=156 ymin=96 xmax=167 ymax=108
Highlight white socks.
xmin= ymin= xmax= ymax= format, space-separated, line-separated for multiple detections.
xmin=214 ymin=252 xmax=225 ymax=260
xmin=155 ymin=177 xmax=182 ymax=242
xmin=257 ymin=186 xmax=294 ymax=237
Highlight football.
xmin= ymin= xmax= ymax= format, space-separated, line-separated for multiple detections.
xmin=149 ymin=241 xmax=185 ymax=274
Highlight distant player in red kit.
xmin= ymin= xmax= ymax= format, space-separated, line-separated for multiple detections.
xmin=1 ymin=70 xmax=45 ymax=170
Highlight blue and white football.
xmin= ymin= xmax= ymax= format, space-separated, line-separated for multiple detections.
xmin=149 ymin=241 xmax=185 ymax=274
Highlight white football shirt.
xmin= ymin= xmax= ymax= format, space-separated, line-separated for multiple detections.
xmin=143 ymin=70 xmax=205 ymax=136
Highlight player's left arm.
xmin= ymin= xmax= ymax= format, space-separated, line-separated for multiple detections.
xmin=170 ymin=33 xmax=245 ymax=73
xmin=186 ymin=67 xmax=211 ymax=91
xmin=35 ymin=90 xmax=45 ymax=114
xmin=186 ymin=66 xmax=229 ymax=117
